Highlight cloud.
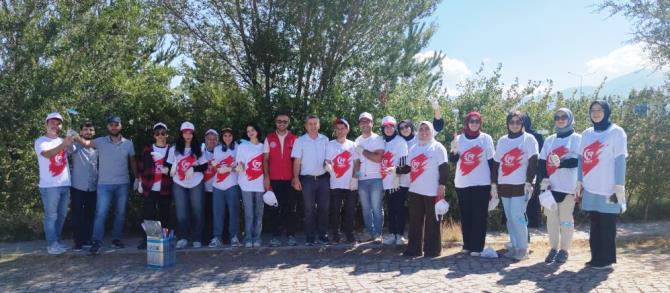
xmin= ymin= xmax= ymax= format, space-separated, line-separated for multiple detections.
xmin=585 ymin=43 xmax=652 ymax=80
xmin=415 ymin=51 xmax=471 ymax=95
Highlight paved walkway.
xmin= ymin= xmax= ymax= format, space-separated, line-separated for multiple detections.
xmin=1 ymin=221 xmax=669 ymax=292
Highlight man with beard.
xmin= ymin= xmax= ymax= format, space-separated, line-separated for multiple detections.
xmin=68 ymin=121 xmax=98 ymax=251
xmin=77 ymin=115 xmax=139 ymax=255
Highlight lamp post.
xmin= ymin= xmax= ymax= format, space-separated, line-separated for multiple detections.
xmin=568 ymin=71 xmax=595 ymax=98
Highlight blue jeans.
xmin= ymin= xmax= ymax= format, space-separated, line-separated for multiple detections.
xmin=39 ymin=186 xmax=70 ymax=246
xmin=173 ymin=183 xmax=204 ymax=242
xmin=242 ymin=191 xmax=264 ymax=243
xmin=358 ymin=178 xmax=384 ymax=237
xmin=212 ymin=185 xmax=240 ymax=241
xmin=502 ymin=195 xmax=529 ymax=250
xmin=92 ymin=184 xmax=129 ymax=241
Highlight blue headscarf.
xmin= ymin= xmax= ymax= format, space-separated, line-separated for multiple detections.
xmin=555 ymin=108 xmax=574 ymax=135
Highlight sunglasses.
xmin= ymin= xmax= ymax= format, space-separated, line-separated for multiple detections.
xmin=468 ymin=119 xmax=481 ymax=124
xmin=554 ymin=115 xmax=569 ymax=121
xmin=154 ymin=131 xmax=167 ymax=136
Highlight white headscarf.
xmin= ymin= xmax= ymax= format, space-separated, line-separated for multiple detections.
xmin=417 ymin=121 xmax=437 ymax=145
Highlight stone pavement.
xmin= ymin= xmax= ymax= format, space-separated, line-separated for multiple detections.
xmin=1 ymin=221 xmax=669 ymax=292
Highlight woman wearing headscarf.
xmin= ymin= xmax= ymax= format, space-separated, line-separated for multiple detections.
xmin=448 ymin=112 xmax=496 ymax=256
xmin=397 ymin=121 xmax=449 ymax=257
xmin=538 ymin=108 xmax=581 ymax=263
xmin=522 ymin=114 xmax=545 ymax=229
xmin=577 ymin=101 xmax=627 ymax=270
xmin=380 ymin=116 xmax=409 ymax=245
xmin=494 ymin=111 xmax=539 ymax=260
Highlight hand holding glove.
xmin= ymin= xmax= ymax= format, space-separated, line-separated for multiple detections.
xmin=490 ymin=183 xmax=498 ymax=200
xmin=574 ymin=181 xmax=583 ymax=202
xmin=349 ymin=178 xmax=358 ymax=191
xmin=324 ymin=161 xmax=334 ymax=174
xmin=431 ymin=99 xmax=440 ymax=111
xmin=185 ymin=167 xmax=194 ymax=180
xmin=548 ymin=153 xmax=561 ymax=167
xmin=540 ymin=178 xmax=550 ymax=191
xmin=217 ymin=165 xmax=232 ymax=174
xmin=160 ymin=167 xmax=169 ymax=175
xmin=524 ymin=182 xmax=533 ymax=201
xmin=170 ymin=164 xmax=177 ymax=177
xmin=615 ymin=185 xmax=627 ymax=214
xmin=235 ymin=163 xmax=244 ymax=173
xmin=450 ymin=138 xmax=458 ymax=154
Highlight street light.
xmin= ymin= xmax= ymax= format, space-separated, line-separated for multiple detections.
xmin=568 ymin=71 xmax=596 ymax=98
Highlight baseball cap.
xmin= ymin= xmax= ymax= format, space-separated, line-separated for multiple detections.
xmin=153 ymin=122 xmax=168 ymax=130
xmin=358 ymin=112 xmax=373 ymax=122
xmin=180 ymin=121 xmax=195 ymax=132
xmin=381 ymin=116 xmax=397 ymax=126
xmin=205 ymin=129 xmax=218 ymax=136
xmin=45 ymin=112 xmax=63 ymax=123
xmin=107 ymin=115 xmax=122 ymax=124
xmin=334 ymin=118 xmax=350 ymax=129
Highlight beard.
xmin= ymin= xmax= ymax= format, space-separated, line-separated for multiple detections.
xmin=109 ymin=130 xmax=121 ymax=137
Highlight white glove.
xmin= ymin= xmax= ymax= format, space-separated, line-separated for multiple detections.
xmin=614 ymin=185 xmax=627 ymax=214
xmin=217 ymin=165 xmax=232 ymax=174
xmin=170 ymin=164 xmax=177 ymax=177
xmin=574 ymin=181 xmax=583 ymax=200
xmin=488 ymin=196 xmax=500 ymax=211
xmin=185 ymin=167 xmax=194 ymax=180
xmin=548 ymin=153 xmax=561 ymax=167
xmin=324 ymin=161 xmax=334 ymax=174
xmin=434 ymin=199 xmax=449 ymax=221
xmin=137 ymin=181 xmax=144 ymax=194
xmin=540 ymin=178 xmax=550 ymax=191
xmin=524 ymin=182 xmax=533 ymax=201
xmin=160 ymin=167 xmax=169 ymax=175
xmin=392 ymin=175 xmax=400 ymax=189
xmin=133 ymin=178 xmax=141 ymax=191
xmin=66 ymin=129 xmax=79 ymax=138
xmin=235 ymin=163 xmax=244 ymax=173
xmin=349 ymin=178 xmax=358 ymax=191
xmin=355 ymin=145 xmax=365 ymax=156
xmin=490 ymin=183 xmax=498 ymax=200
xmin=431 ymin=99 xmax=440 ymax=110
xmin=450 ymin=139 xmax=458 ymax=154
xmin=386 ymin=166 xmax=396 ymax=174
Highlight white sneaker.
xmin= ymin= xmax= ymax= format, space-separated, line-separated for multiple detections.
xmin=514 ymin=248 xmax=529 ymax=260
xmin=192 ymin=241 xmax=202 ymax=248
xmin=245 ymin=241 xmax=253 ymax=248
xmin=176 ymin=239 xmax=188 ymax=249
xmin=253 ymin=241 xmax=261 ymax=248
xmin=208 ymin=237 xmax=222 ymax=248
xmin=395 ymin=235 xmax=407 ymax=245
xmin=57 ymin=241 xmax=70 ymax=251
xmin=230 ymin=236 xmax=241 ymax=247
xmin=470 ymin=251 xmax=481 ymax=257
xmin=47 ymin=244 xmax=66 ymax=255
xmin=382 ymin=234 xmax=397 ymax=245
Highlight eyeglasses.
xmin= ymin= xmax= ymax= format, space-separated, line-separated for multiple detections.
xmin=276 ymin=120 xmax=289 ymax=124
xmin=468 ymin=119 xmax=481 ymax=124
xmin=554 ymin=115 xmax=568 ymax=121
xmin=154 ymin=132 xmax=167 ymax=137
xmin=508 ymin=120 xmax=523 ymax=125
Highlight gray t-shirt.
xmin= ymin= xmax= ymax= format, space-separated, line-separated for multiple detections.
xmin=69 ymin=142 xmax=98 ymax=191
xmin=93 ymin=136 xmax=135 ymax=185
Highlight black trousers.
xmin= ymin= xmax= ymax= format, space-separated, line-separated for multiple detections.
xmin=386 ymin=187 xmax=408 ymax=235
xmin=142 ymin=191 xmax=171 ymax=234
xmin=269 ymin=180 xmax=297 ymax=237
xmin=589 ymin=211 xmax=618 ymax=266
xmin=329 ymin=188 xmax=357 ymax=240
xmin=201 ymin=191 xmax=213 ymax=243
xmin=456 ymin=185 xmax=490 ymax=253
xmin=300 ymin=176 xmax=330 ymax=241
xmin=526 ymin=185 xmax=542 ymax=228
xmin=70 ymin=188 xmax=96 ymax=246
xmin=405 ymin=192 xmax=441 ymax=257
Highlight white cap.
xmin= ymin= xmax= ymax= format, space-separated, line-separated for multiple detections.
xmin=153 ymin=122 xmax=168 ymax=130
xmin=381 ymin=116 xmax=397 ymax=126
xmin=205 ymin=129 xmax=218 ymax=137
xmin=45 ymin=112 xmax=63 ymax=123
xmin=263 ymin=191 xmax=278 ymax=207
xmin=358 ymin=112 xmax=373 ymax=122
xmin=180 ymin=121 xmax=195 ymax=132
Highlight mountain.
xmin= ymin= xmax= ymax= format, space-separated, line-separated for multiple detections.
xmin=559 ymin=69 xmax=667 ymax=98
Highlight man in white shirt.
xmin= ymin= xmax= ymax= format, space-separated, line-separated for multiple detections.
xmin=353 ymin=112 xmax=385 ymax=243
xmin=291 ymin=115 xmax=330 ymax=245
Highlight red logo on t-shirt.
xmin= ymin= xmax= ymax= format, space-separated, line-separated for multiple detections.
xmin=582 ymin=140 xmax=604 ymax=176
xmin=333 ymin=151 xmax=352 ymax=178
xmin=177 ymin=155 xmax=197 ymax=180
xmin=152 ymin=156 xmax=165 ymax=185
xmin=501 ymin=147 xmax=524 ymax=176
xmin=546 ymin=146 xmax=569 ymax=177
xmin=204 ymin=159 xmax=216 ymax=182
xmin=216 ymin=155 xmax=235 ymax=182
xmin=410 ymin=153 xmax=428 ymax=182
xmin=459 ymin=146 xmax=483 ymax=176
xmin=246 ymin=154 xmax=264 ymax=181
xmin=49 ymin=150 xmax=67 ymax=177
xmin=381 ymin=151 xmax=394 ymax=179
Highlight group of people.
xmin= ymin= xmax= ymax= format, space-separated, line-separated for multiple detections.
xmin=35 ymin=100 xmax=627 ymax=270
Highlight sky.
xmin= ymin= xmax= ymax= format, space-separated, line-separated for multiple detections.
xmin=421 ymin=0 xmax=652 ymax=94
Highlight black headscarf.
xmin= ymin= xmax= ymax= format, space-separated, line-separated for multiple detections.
xmin=522 ymin=113 xmax=544 ymax=150
xmin=590 ymin=100 xmax=612 ymax=132
xmin=398 ymin=119 xmax=415 ymax=141
xmin=506 ymin=111 xmax=524 ymax=139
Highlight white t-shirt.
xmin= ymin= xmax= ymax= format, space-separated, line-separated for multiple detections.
xmin=202 ymin=146 xmax=218 ymax=192
xmin=212 ymin=145 xmax=238 ymax=191
xmin=580 ymin=125 xmax=628 ymax=196
xmin=494 ymin=133 xmax=539 ymax=185
xmin=400 ymin=136 xmax=418 ymax=187
xmin=150 ymin=145 xmax=169 ymax=192
xmin=354 ymin=133 xmax=385 ymax=180
xmin=326 ymin=139 xmax=356 ymax=189
xmin=540 ymin=133 xmax=582 ymax=194
xmin=454 ymin=133 xmax=495 ymax=188
xmin=166 ymin=147 xmax=208 ymax=188
xmin=35 ymin=136 xmax=71 ymax=188
xmin=381 ymin=136 xmax=408 ymax=190
xmin=236 ymin=142 xmax=265 ymax=192
xmin=408 ymin=140 xmax=448 ymax=197
xmin=291 ymin=133 xmax=329 ymax=176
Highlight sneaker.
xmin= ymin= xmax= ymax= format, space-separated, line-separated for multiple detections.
xmin=287 ymin=236 xmax=298 ymax=246
xmin=590 ymin=263 xmax=613 ymax=270
xmin=545 ymin=249 xmax=558 ymax=263
xmin=253 ymin=241 xmax=261 ymax=248
xmin=245 ymin=241 xmax=253 ymax=248
xmin=47 ymin=243 xmax=66 ymax=255
xmin=555 ymin=250 xmax=569 ymax=263
xmin=56 ymin=241 xmax=70 ymax=251
xmin=137 ymin=241 xmax=147 ymax=250
xmin=111 ymin=239 xmax=125 ymax=249
xmin=269 ymin=238 xmax=281 ymax=247
xmin=89 ymin=241 xmax=102 ymax=255
xmin=470 ymin=251 xmax=481 ymax=257
xmin=373 ymin=235 xmax=383 ymax=244
xmin=193 ymin=241 xmax=202 ymax=248
xmin=81 ymin=241 xmax=93 ymax=248
xmin=503 ymin=249 xmax=516 ymax=259
xmin=514 ymin=248 xmax=529 ymax=260
xmin=176 ymin=239 xmax=189 ymax=249
xmin=395 ymin=235 xmax=407 ymax=245
xmin=73 ymin=244 xmax=84 ymax=251
xmin=505 ymin=241 xmax=513 ymax=249
xmin=305 ymin=241 xmax=315 ymax=246
xmin=208 ymin=237 xmax=222 ymax=248
xmin=460 ymin=248 xmax=471 ymax=254
xmin=382 ymin=234 xmax=397 ymax=245
xmin=230 ymin=236 xmax=241 ymax=247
